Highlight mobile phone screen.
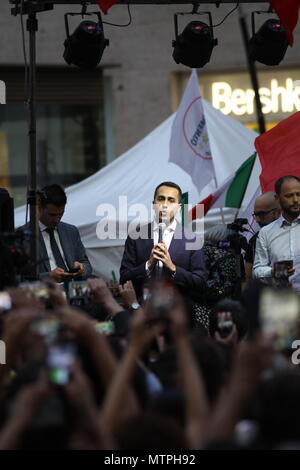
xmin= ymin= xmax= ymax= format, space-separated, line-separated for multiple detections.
xmin=68 ymin=267 xmax=80 ymax=273
xmin=19 ymin=281 xmax=49 ymax=301
xmin=273 ymin=260 xmax=293 ymax=279
xmin=217 ymin=311 xmax=233 ymax=338
xmin=68 ymin=280 xmax=90 ymax=299
xmin=47 ymin=344 xmax=76 ymax=385
xmin=259 ymin=287 xmax=300 ymax=351
xmin=0 ymin=292 xmax=12 ymax=311
xmin=94 ymin=321 xmax=115 ymax=335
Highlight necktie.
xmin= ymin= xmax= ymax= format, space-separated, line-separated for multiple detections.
xmin=46 ymin=228 xmax=68 ymax=271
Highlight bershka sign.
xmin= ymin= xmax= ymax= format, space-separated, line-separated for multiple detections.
xmin=0 ymin=81 xmax=6 ymax=104
xmin=212 ymin=78 xmax=300 ymax=116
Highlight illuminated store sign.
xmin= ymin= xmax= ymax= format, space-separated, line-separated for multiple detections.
xmin=212 ymin=78 xmax=300 ymax=116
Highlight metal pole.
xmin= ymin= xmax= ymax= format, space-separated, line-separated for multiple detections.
xmin=27 ymin=12 xmax=39 ymax=280
xmin=238 ymin=5 xmax=266 ymax=135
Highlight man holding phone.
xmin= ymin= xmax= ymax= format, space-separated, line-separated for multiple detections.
xmin=19 ymin=184 xmax=92 ymax=283
xmin=244 ymin=191 xmax=281 ymax=281
xmin=253 ymin=175 xmax=300 ymax=291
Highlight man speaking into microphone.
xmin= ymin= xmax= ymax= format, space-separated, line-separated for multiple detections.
xmin=120 ymin=181 xmax=207 ymax=303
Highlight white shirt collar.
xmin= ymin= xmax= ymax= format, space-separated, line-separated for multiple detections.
xmin=153 ymin=218 xmax=177 ymax=232
xmin=39 ymin=221 xmax=57 ymax=232
xmin=39 ymin=221 xmax=47 ymax=231
xmin=279 ymin=214 xmax=300 ymax=227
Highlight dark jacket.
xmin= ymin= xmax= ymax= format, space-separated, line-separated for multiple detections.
xmin=18 ymin=221 xmax=93 ymax=279
xmin=120 ymin=222 xmax=207 ymax=301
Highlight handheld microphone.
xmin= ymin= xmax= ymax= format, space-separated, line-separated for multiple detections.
xmin=157 ymin=223 xmax=166 ymax=278
xmin=158 ymin=222 xmax=166 ymax=244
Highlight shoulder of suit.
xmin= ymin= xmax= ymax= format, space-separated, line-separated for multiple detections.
xmin=18 ymin=221 xmax=79 ymax=232
xmin=17 ymin=222 xmax=30 ymax=232
xmin=58 ymin=221 xmax=79 ymax=232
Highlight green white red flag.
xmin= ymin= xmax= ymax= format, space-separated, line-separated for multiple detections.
xmin=255 ymin=112 xmax=300 ymax=192
xmin=189 ymin=152 xmax=257 ymax=220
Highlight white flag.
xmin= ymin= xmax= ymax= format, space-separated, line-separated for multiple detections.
xmin=169 ymin=69 xmax=215 ymax=194
xmin=239 ymin=185 xmax=261 ymax=240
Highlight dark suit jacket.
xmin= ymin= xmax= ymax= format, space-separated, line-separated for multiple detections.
xmin=19 ymin=221 xmax=93 ymax=279
xmin=120 ymin=222 xmax=207 ymax=301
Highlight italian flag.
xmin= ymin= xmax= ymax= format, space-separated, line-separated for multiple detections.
xmin=189 ymin=152 xmax=257 ymax=220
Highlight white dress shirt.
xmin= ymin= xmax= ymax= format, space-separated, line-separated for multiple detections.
xmin=146 ymin=219 xmax=177 ymax=272
xmin=253 ymin=215 xmax=300 ymax=292
xmin=39 ymin=221 xmax=69 ymax=271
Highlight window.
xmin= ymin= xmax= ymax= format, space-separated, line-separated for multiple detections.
xmin=0 ymin=66 xmax=109 ymax=207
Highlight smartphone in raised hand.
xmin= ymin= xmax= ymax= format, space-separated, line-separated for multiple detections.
xmin=259 ymin=287 xmax=300 ymax=352
xmin=217 ymin=311 xmax=233 ymax=338
xmin=47 ymin=343 xmax=76 ymax=386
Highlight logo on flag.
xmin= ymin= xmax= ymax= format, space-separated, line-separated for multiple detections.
xmin=183 ymin=97 xmax=212 ymax=160
xmin=169 ymin=69 xmax=216 ymax=194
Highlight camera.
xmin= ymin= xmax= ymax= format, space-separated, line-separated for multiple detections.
xmin=226 ymin=218 xmax=249 ymax=253
xmin=227 ymin=218 xmax=248 ymax=233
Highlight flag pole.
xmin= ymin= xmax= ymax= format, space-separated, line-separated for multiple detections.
xmin=220 ymin=207 xmax=226 ymax=225
xmin=213 ymin=176 xmax=226 ymax=225
xmin=238 ymin=5 xmax=266 ymax=135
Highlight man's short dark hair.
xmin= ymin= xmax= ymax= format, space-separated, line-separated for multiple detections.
xmin=274 ymin=175 xmax=300 ymax=195
xmin=39 ymin=184 xmax=67 ymax=207
xmin=153 ymin=182 xmax=182 ymax=203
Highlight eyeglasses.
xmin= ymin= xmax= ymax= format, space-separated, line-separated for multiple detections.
xmin=252 ymin=208 xmax=277 ymax=218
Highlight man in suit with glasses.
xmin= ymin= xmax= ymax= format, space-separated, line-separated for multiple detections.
xmin=244 ymin=191 xmax=281 ymax=280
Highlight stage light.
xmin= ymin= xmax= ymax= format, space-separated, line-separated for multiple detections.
xmin=63 ymin=13 xmax=109 ymax=69
xmin=249 ymin=18 xmax=289 ymax=66
xmin=172 ymin=17 xmax=218 ymax=68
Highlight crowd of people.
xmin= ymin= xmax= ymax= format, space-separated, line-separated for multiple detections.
xmin=0 ymin=176 xmax=300 ymax=450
